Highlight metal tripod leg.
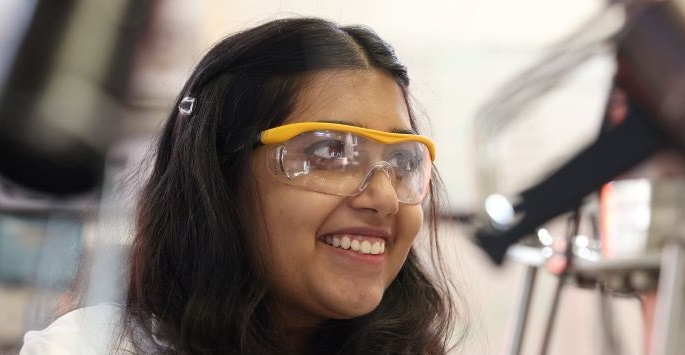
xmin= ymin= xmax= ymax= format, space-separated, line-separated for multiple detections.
xmin=650 ymin=241 xmax=685 ymax=355
xmin=505 ymin=265 xmax=538 ymax=355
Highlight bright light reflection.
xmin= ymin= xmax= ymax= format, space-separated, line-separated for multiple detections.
xmin=484 ymin=193 xmax=514 ymax=226
xmin=537 ymin=228 xmax=554 ymax=246
xmin=574 ymin=234 xmax=589 ymax=249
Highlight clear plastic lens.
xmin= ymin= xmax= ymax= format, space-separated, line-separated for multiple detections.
xmin=267 ymin=130 xmax=431 ymax=204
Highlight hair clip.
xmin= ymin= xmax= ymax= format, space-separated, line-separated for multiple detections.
xmin=179 ymin=96 xmax=196 ymax=115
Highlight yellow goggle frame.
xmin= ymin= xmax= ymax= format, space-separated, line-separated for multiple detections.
xmin=260 ymin=121 xmax=436 ymax=161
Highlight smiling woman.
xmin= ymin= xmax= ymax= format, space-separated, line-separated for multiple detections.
xmin=20 ymin=17 xmax=469 ymax=355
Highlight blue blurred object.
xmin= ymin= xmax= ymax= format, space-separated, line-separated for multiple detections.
xmin=0 ymin=213 xmax=82 ymax=289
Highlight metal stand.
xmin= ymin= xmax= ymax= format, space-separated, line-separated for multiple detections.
xmin=501 ymin=244 xmax=677 ymax=355
xmin=505 ymin=265 xmax=538 ymax=355
xmin=649 ymin=242 xmax=685 ymax=355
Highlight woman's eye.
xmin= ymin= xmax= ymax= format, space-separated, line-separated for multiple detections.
xmin=389 ymin=150 xmax=420 ymax=171
xmin=306 ymin=140 xmax=346 ymax=159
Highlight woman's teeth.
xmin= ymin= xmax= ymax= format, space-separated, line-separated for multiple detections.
xmin=322 ymin=235 xmax=385 ymax=255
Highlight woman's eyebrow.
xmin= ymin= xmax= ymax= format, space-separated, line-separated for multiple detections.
xmin=392 ymin=128 xmax=417 ymax=135
xmin=316 ymin=119 xmax=418 ymax=135
xmin=318 ymin=119 xmax=363 ymax=127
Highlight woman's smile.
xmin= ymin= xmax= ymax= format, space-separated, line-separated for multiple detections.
xmin=320 ymin=234 xmax=386 ymax=255
xmin=318 ymin=226 xmax=391 ymax=266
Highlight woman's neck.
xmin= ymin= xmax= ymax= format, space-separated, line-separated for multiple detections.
xmin=270 ymin=303 xmax=326 ymax=353
xmin=283 ymin=326 xmax=317 ymax=353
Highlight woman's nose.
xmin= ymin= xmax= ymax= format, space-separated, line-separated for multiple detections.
xmin=348 ymin=162 xmax=400 ymax=216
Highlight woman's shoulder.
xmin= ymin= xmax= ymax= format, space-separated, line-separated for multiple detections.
xmin=20 ymin=303 xmax=134 ymax=355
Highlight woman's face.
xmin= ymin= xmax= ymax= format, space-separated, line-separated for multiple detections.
xmin=251 ymin=69 xmax=424 ymax=329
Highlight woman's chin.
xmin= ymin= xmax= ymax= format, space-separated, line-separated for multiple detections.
xmin=326 ymin=291 xmax=384 ymax=320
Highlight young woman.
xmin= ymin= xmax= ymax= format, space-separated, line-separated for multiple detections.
xmin=21 ymin=17 xmax=468 ymax=354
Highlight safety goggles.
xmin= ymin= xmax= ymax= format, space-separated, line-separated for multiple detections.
xmin=260 ymin=122 xmax=435 ymax=204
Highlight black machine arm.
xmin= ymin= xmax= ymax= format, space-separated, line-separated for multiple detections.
xmin=476 ymin=1 xmax=685 ymax=265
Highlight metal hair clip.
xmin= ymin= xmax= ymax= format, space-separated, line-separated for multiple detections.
xmin=179 ymin=96 xmax=196 ymax=115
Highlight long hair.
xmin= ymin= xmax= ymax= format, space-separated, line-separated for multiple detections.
xmin=126 ymin=17 xmax=468 ymax=354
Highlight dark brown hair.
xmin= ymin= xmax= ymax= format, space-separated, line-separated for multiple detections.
xmin=126 ymin=17 xmax=468 ymax=354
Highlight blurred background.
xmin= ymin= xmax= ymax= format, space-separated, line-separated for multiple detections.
xmin=0 ymin=0 xmax=646 ymax=354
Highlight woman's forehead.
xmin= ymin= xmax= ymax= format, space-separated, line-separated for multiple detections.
xmin=286 ymin=69 xmax=412 ymax=132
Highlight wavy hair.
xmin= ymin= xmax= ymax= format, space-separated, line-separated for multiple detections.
xmin=126 ymin=17 xmax=468 ymax=354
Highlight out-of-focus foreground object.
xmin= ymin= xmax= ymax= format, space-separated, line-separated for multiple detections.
xmin=0 ymin=0 xmax=156 ymax=353
xmin=0 ymin=0 xmax=151 ymax=196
